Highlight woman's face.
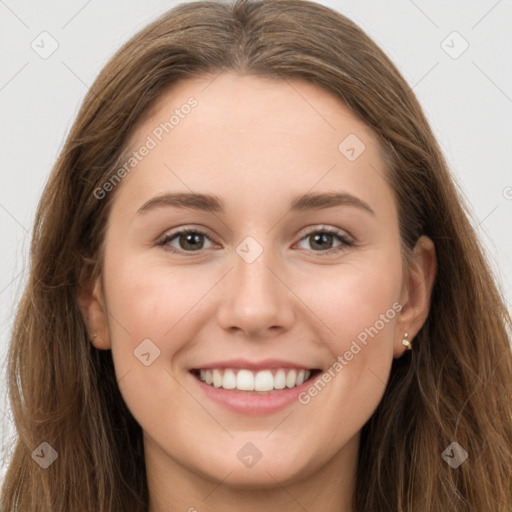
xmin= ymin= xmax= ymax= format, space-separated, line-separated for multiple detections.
xmin=86 ymin=72 xmax=433 ymax=489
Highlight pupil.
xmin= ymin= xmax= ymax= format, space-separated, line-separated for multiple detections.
xmin=312 ymin=233 xmax=332 ymax=250
xmin=182 ymin=233 xmax=202 ymax=250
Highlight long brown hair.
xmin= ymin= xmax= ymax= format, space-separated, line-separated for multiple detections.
xmin=2 ymin=1 xmax=511 ymax=510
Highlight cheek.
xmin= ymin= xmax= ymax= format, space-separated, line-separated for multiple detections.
xmin=297 ymin=254 xmax=402 ymax=409
xmin=101 ymin=251 xmax=221 ymax=391
xmin=103 ymin=250 xmax=205 ymax=339
xmin=100 ymin=255 xmax=197 ymax=432
xmin=310 ymin=256 xmax=402 ymax=345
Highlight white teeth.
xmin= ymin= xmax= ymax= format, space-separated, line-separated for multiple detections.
xmin=196 ymin=368 xmax=312 ymax=391
xmin=212 ymin=369 xmax=223 ymax=388
xmin=237 ymin=369 xmax=254 ymax=391
xmin=274 ymin=369 xmax=286 ymax=389
xmin=286 ymin=369 xmax=297 ymax=388
xmin=254 ymin=370 xmax=274 ymax=391
xmin=222 ymin=369 xmax=237 ymax=389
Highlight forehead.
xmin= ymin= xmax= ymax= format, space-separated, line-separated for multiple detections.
xmin=114 ymin=72 xmax=395 ymax=222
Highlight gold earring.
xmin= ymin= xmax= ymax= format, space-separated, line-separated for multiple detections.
xmin=402 ymin=332 xmax=412 ymax=351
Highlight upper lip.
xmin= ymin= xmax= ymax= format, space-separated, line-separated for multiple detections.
xmin=190 ymin=358 xmax=317 ymax=371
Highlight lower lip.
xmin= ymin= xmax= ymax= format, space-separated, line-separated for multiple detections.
xmin=190 ymin=371 xmax=318 ymax=416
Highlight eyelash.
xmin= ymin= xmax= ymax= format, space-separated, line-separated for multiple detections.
xmin=157 ymin=225 xmax=354 ymax=257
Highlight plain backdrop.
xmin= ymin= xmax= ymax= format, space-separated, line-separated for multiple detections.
xmin=1 ymin=0 xmax=511 ymax=476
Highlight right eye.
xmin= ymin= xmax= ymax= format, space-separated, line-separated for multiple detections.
xmin=158 ymin=228 xmax=215 ymax=254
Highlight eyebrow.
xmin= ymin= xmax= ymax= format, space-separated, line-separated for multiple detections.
xmin=136 ymin=191 xmax=375 ymax=216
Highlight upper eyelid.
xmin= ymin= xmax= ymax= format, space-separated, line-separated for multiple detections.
xmin=300 ymin=224 xmax=350 ymax=237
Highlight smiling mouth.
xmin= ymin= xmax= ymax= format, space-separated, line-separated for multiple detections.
xmin=190 ymin=368 xmax=321 ymax=393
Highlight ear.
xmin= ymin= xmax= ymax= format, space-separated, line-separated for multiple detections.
xmin=394 ymin=235 xmax=437 ymax=358
xmin=78 ymin=266 xmax=111 ymax=350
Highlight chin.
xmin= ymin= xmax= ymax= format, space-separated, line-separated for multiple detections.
xmin=190 ymin=443 xmax=316 ymax=489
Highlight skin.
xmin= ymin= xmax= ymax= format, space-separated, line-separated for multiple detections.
xmin=80 ymin=72 xmax=436 ymax=512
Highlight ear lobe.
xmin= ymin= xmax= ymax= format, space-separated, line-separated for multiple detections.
xmin=394 ymin=235 xmax=437 ymax=357
xmin=78 ymin=267 xmax=111 ymax=350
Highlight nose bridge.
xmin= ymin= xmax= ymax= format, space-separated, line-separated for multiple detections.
xmin=216 ymin=233 xmax=294 ymax=335
xmin=233 ymin=234 xmax=281 ymax=308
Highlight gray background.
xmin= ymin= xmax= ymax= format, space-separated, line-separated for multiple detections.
xmin=1 ymin=0 xmax=511 ymax=477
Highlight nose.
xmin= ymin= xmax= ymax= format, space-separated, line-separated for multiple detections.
xmin=216 ymin=242 xmax=296 ymax=338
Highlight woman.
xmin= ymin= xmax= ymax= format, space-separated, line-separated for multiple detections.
xmin=1 ymin=0 xmax=511 ymax=510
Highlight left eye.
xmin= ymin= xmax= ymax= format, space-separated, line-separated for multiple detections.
xmin=295 ymin=228 xmax=353 ymax=254
xmin=158 ymin=227 xmax=353 ymax=255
